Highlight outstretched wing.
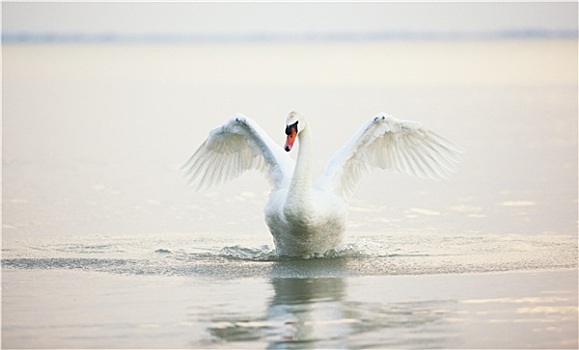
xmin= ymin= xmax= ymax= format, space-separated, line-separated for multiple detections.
xmin=318 ymin=113 xmax=463 ymax=199
xmin=183 ymin=114 xmax=294 ymax=190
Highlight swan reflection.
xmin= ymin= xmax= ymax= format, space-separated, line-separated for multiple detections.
xmin=205 ymin=259 xmax=353 ymax=348
xmin=266 ymin=277 xmax=353 ymax=347
xmin=204 ymin=258 xmax=452 ymax=348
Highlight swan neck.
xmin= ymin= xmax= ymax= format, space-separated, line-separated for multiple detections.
xmin=289 ymin=128 xmax=313 ymax=196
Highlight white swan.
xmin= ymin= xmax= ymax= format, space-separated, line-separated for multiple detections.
xmin=184 ymin=111 xmax=462 ymax=257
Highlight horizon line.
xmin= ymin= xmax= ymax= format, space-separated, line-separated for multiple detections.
xmin=3 ymin=28 xmax=577 ymax=44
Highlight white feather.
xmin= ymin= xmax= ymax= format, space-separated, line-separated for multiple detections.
xmin=182 ymin=114 xmax=294 ymax=190
xmin=319 ymin=113 xmax=463 ymax=199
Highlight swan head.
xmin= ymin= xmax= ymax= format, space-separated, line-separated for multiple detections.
xmin=284 ymin=111 xmax=306 ymax=152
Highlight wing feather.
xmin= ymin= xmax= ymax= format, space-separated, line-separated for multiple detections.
xmin=183 ymin=114 xmax=294 ymax=190
xmin=319 ymin=113 xmax=463 ymax=199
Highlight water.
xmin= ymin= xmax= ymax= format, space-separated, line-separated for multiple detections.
xmin=3 ymin=39 xmax=578 ymax=348
xmin=2 ymin=231 xmax=576 ymax=277
xmin=2 ymin=231 xmax=578 ymax=348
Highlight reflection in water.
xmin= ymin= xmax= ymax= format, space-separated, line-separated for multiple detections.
xmin=204 ymin=258 xmax=453 ymax=349
xmin=266 ymin=277 xmax=351 ymax=348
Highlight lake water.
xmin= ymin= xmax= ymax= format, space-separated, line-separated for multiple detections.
xmin=2 ymin=39 xmax=578 ymax=348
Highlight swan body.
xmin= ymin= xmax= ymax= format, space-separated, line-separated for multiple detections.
xmin=184 ymin=111 xmax=462 ymax=257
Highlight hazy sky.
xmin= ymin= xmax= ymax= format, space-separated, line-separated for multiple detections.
xmin=3 ymin=2 xmax=577 ymax=36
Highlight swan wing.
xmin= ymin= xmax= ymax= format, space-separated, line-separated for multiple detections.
xmin=183 ymin=114 xmax=294 ymax=190
xmin=320 ymin=113 xmax=463 ymax=199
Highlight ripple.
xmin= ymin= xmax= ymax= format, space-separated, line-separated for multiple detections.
xmin=2 ymin=232 xmax=576 ymax=278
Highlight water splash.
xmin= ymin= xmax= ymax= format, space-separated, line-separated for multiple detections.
xmin=219 ymin=245 xmax=277 ymax=261
xmin=325 ymin=240 xmax=387 ymax=258
xmin=2 ymin=232 xmax=576 ymax=277
xmin=218 ymin=240 xmax=388 ymax=261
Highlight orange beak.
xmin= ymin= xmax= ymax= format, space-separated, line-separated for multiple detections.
xmin=284 ymin=129 xmax=297 ymax=152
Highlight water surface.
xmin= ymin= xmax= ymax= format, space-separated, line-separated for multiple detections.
xmin=3 ymin=39 xmax=577 ymax=348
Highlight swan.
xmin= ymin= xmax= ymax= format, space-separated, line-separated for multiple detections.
xmin=183 ymin=111 xmax=462 ymax=257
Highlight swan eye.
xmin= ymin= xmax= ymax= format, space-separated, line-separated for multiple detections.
xmin=285 ymin=121 xmax=299 ymax=136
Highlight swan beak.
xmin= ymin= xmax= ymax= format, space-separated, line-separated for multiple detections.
xmin=284 ymin=129 xmax=297 ymax=152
